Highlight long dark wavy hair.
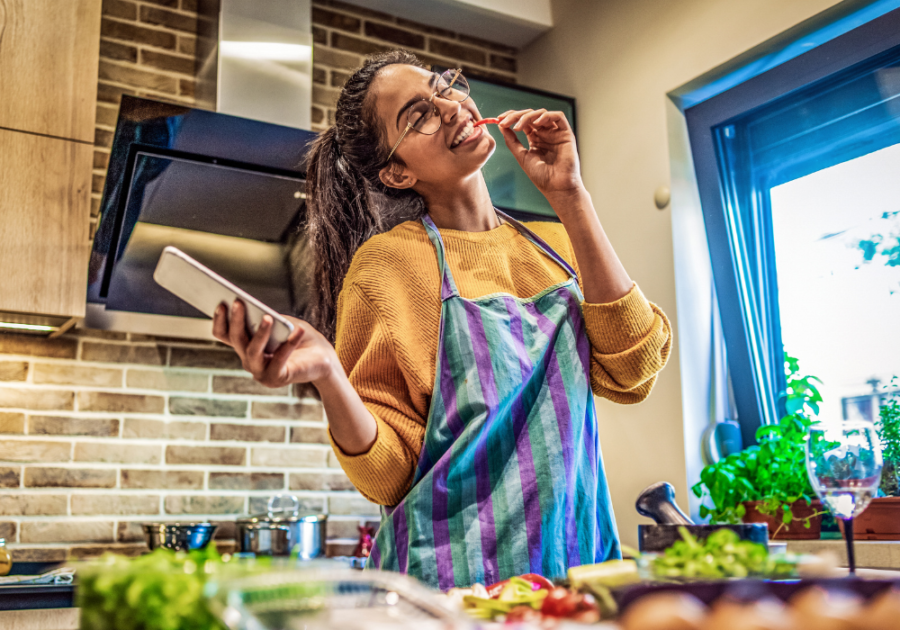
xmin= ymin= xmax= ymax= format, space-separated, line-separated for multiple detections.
xmin=304 ymin=50 xmax=427 ymax=342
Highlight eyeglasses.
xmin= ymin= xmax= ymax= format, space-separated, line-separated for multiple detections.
xmin=385 ymin=69 xmax=470 ymax=163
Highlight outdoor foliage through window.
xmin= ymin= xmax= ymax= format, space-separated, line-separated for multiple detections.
xmin=770 ymin=142 xmax=900 ymax=422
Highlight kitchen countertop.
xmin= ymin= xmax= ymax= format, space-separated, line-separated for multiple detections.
xmin=787 ymin=539 xmax=900 ymax=569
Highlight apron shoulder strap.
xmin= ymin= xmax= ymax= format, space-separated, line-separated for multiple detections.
xmin=495 ymin=209 xmax=578 ymax=280
xmin=421 ymin=210 xmax=578 ymax=301
xmin=421 ymin=215 xmax=460 ymax=301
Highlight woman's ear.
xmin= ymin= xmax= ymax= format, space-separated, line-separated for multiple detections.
xmin=379 ymin=162 xmax=417 ymax=190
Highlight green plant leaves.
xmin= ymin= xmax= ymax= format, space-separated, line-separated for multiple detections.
xmin=694 ymin=352 xmax=822 ymax=524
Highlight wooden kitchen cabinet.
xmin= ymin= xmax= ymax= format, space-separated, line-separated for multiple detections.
xmin=0 ymin=0 xmax=100 ymax=325
xmin=0 ymin=129 xmax=92 ymax=318
xmin=0 ymin=0 xmax=101 ymax=143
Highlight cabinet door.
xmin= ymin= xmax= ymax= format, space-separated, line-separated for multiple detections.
xmin=0 ymin=0 xmax=101 ymax=142
xmin=0 ymin=129 xmax=91 ymax=318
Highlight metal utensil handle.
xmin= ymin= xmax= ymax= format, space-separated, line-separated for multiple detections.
xmin=267 ymin=493 xmax=300 ymax=516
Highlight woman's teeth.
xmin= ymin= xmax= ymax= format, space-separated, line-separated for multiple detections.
xmin=451 ymin=120 xmax=475 ymax=148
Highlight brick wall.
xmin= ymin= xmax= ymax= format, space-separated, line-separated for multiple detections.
xmin=308 ymin=0 xmax=518 ymax=132
xmin=0 ymin=0 xmax=517 ymax=562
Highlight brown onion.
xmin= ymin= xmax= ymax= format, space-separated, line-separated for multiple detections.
xmin=788 ymin=586 xmax=864 ymax=630
xmin=856 ymin=587 xmax=900 ymax=630
xmin=620 ymin=592 xmax=706 ymax=630
xmin=700 ymin=596 xmax=792 ymax=630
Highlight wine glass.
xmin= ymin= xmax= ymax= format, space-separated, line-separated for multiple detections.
xmin=806 ymin=420 xmax=883 ymax=575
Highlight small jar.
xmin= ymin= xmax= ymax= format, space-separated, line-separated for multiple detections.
xmin=0 ymin=539 xmax=11 ymax=576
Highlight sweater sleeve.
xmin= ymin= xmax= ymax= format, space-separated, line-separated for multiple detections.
xmin=581 ymin=283 xmax=672 ymax=403
xmin=329 ymin=283 xmax=425 ymax=506
xmin=544 ymin=226 xmax=672 ymax=403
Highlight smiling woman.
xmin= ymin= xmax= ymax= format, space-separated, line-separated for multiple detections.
xmin=211 ymin=50 xmax=672 ymax=590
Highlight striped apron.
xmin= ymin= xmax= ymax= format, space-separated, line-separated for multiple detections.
xmin=366 ymin=211 xmax=621 ymax=590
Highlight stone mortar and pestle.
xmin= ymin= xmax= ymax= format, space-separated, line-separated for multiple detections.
xmin=635 ymin=481 xmax=769 ymax=552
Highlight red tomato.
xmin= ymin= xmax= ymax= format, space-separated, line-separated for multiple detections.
xmin=541 ymin=587 xmax=578 ymax=617
xmin=541 ymin=587 xmax=601 ymax=619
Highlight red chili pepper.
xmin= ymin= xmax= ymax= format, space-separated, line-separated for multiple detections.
xmin=474 ymin=117 xmax=500 ymax=126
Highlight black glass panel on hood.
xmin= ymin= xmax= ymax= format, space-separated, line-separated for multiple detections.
xmin=105 ymin=154 xmax=304 ymax=318
xmin=89 ymin=96 xmax=317 ymax=320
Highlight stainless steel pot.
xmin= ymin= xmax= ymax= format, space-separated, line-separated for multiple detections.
xmin=235 ymin=494 xmax=327 ymax=558
xmin=238 ymin=523 xmax=292 ymax=556
xmin=143 ymin=522 xmax=218 ymax=551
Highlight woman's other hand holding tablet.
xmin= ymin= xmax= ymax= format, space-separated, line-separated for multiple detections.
xmin=212 ymin=300 xmax=378 ymax=455
xmin=212 ymin=300 xmax=334 ymax=389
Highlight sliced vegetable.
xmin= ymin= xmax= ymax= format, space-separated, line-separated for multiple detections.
xmin=463 ymin=576 xmax=549 ymax=621
xmin=523 ymin=573 xmax=554 ymax=591
xmin=474 ymin=118 xmax=500 ymax=126
xmin=485 ymin=573 xmax=552 ymax=598
xmin=568 ymin=559 xmax=640 ymax=589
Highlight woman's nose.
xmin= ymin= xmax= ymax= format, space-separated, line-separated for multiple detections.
xmin=435 ymin=97 xmax=462 ymax=123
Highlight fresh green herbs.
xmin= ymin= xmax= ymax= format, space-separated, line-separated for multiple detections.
xmin=651 ymin=528 xmax=796 ymax=580
xmin=692 ymin=353 xmax=822 ymax=525
xmin=77 ymin=546 xmax=226 ymax=630
xmin=876 ymin=379 xmax=900 ymax=496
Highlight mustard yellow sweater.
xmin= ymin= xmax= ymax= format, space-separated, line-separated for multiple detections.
xmin=332 ymin=219 xmax=672 ymax=506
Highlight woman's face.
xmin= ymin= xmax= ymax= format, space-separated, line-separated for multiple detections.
xmin=372 ymin=64 xmax=496 ymax=190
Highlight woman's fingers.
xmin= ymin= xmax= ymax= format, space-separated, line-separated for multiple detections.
xmin=500 ymin=109 xmax=570 ymax=137
xmin=498 ymin=109 xmax=530 ymax=130
xmin=513 ymin=109 xmax=547 ymax=131
xmin=212 ymin=303 xmax=230 ymax=344
xmin=244 ymin=315 xmax=273 ymax=374
xmin=261 ymin=325 xmax=305 ymax=384
xmin=499 ymin=125 xmax=529 ymax=164
xmin=532 ymin=110 xmax=569 ymax=131
xmin=227 ymin=301 xmax=251 ymax=350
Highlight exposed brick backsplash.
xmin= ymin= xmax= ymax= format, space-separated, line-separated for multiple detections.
xmin=0 ymin=0 xmax=517 ymax=562
xmin=0 ymin=330 xmax=380 ymax=561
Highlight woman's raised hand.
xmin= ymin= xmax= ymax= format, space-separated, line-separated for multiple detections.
xmin=212 ymin=300 xmax=338 ymax=389
xmin=497 ymin=109 xmax=584 ymax=206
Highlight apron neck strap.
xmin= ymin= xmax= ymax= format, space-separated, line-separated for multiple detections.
xmin=421 ymin=209 xmax=578 ymax=302
xmin=421 ymin=215 xmax=460 ymax=301
xmin=494 ymin=209 xmax=578 ymax=279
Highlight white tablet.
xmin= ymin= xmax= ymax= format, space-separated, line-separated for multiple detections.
xmin=153 ymin=246 xmax=294 ymax=353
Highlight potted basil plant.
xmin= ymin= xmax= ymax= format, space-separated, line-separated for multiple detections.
xmin=692 ymin=354 xmax=825 ymax=540
xmin=850 ymin=380 xmax=900 ymax=540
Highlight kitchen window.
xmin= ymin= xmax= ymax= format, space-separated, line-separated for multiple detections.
xmin=685 ymin=5 xmax=900 ymax=445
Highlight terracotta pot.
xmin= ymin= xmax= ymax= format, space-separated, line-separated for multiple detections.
xmin=838 ymin=497 xmax=900 ymax=541
xmin=741 ymin=500 xmax=823 ymax=540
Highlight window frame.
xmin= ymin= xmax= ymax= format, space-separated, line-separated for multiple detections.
xmin=685 ymin=6 xmax=900 ymax=446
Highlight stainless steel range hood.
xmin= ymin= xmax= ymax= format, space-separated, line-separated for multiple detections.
xmin=197 ymin=0 xmax=312 ymax=129
xmin=80 ymin=2 xmax=315 ymax=340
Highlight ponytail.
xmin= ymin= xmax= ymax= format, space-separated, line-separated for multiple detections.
xmin=305 ymin=51 xmax=425 ymax=342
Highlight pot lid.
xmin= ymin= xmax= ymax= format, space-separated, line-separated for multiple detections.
xmin=236 ymin=494 xmax=328 ymax=525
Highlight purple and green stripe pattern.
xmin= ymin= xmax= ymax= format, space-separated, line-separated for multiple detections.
xmin=366 ymin=212 xmax=621 ymax=590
